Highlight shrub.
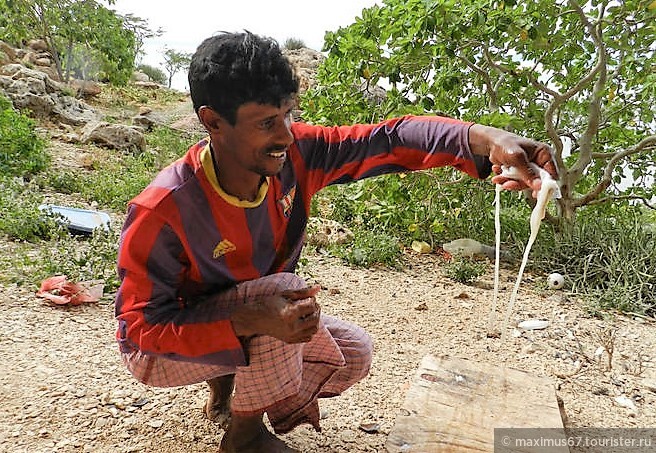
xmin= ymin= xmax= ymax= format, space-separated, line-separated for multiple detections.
xmin=330 ymin=227 xmax=401 ymax=268
xmin=0 ymin=176 xmax=65 ymax=241
xmin=444 ymin=257 xmax=486 ymax=284
xmin=532 ymin=206 xmax=655 ymax=316
xmin=283 ymin=37 xmax=307 ymax=50
xmin=136 ymin=63 xmax=167 ymax=85
xmin=0 ymin=94 xmax=49 ymax=177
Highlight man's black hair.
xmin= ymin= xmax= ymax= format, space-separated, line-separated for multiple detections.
xmin=188 ymin=31 xmax=299 ymax=125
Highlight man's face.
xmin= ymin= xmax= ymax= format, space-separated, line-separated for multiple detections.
xmin=214 ymin=98 xmax=295 ymax=177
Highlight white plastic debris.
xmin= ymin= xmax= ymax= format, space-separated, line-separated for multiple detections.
xmin=547 ymin=272 xmax=565 ymax=290
xmin=517 ymin=319 xmax=550 ymax=330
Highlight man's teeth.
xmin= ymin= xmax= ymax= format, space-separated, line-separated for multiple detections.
xmin=268 ymin=151 xmax=286 ymax=158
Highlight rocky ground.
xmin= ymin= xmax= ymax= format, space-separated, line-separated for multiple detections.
xmin=1 ymin=91 xmax=655 ymax=453
xmin=1 ymin=249 xmax=655 ymax=452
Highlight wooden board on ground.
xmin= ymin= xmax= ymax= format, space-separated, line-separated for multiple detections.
xmin=386 ymin=355 xmax=568 ymax=452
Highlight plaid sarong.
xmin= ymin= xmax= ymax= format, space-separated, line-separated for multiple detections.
xmin=121 ymin=273 xmax=373 ymax=433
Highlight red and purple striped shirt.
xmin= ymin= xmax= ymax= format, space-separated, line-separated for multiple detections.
xmin=115 ymin=115 xmax=490 ymax=366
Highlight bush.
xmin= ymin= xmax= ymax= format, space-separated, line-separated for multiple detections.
xmin=136 ymin=63 xmax=167 ymax=85
xmin=0 ymin=176 xmax=65 ymax=241
xmin=330 ymin=227 xmax=401 ymax=268
xmin=283 ymin=37 xmax=307 ymax=50
xmin=444 ymin=257 xmax=486 ymax=284
xmin=0 ymin=94 xmax=49 ymax=177
xmin=43 ymin=127 xmax=191 ymax=211
xmin=532 ymin=206 xmax=655 ymax=316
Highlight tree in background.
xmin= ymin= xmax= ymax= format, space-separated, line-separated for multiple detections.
xmin=119 ymin=13 xmax=163 ymax=64
xmin=0 ymin=0 xmax=138 ymax=85
xmin=161 ymin=48 xmax=191 ymax=89
xmin=304 ymin=0 xmax=656 ymax=226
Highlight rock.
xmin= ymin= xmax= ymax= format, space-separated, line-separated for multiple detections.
xmin=81 ymin=121 xmax=146 ymax=152
xmin=35 ymin=57 xmax=52 ymax=67
xmin=283 ymin=48 xmax=324 ymax=96
xmin=147 ymin=419 xmax=164 ymax=429
xmin=0 ymin=41 xmax=17 ymax=61
xmin=411 ymin=240 xmax=431 ymax=254
xmin=69 ymin=79 xmax=102 ymax=98
xmin=0 ymin=64 xmax=99 ymax=125
xmin=307 ymin=218 xmax=354 ymax=247
xmin=642 ymin=379 xmax=656 ymax=394
xmin=358 ymin=422 xmax=380 ymax=433
xmin=339 ymin=429 xmax=357 ymax=443
xmin=27 ymin=39 xmax=49 ymax=52
xmin=443 ymin=238 xmax=495 ymax=259
xmin=614 ymin=395 xmax=637 ymax=411
xmin=133 ymin=71 xmax=151 ymax=82
xmin=134 ymin=81 xmax=160 ymax=90
xmin=414 ymin=302 xmax=429 ymax=311
xmin=132 ymin=115 xmax=156 ymax=130
xmin=51 ymin=93 xmax=101 ymax=125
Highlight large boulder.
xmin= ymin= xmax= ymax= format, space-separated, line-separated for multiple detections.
xmin=283 ymin=48 xmax=324 ymax=96
xmin=81 ymin=121 xmax=146 ymax=153
xmin=0 ymin=64 xmax=100 ymax=125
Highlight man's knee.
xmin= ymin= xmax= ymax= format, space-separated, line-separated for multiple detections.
xmin=352 ymin=330 xmax=374 ymax=380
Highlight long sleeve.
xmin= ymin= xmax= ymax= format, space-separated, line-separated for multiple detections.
xmin=115 ymin=203 xmax=246 ymax=366
xmin=290 ymin=115 xmax=491 ymax=195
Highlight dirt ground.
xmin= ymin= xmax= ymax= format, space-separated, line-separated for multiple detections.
xmin=1 ymin=248 xmax=655 ymax=452
xmin=1 ymin=97 xmax=655 ymax=453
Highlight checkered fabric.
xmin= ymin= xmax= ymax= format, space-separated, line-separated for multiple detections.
xmin=121 ymin=273 xmax=373 ymax=434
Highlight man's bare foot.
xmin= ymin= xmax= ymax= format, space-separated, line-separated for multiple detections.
xmin=204 ymin=375 xmax=234 ymax=428
xmin=219 ymin=414 xmax=298 ymax=453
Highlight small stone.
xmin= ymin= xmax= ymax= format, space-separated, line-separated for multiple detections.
xmin=521 ymin=342 xmax=539 ymax=354
xmin=340 ymin=429 xmax=357 ymax=443
xmin=614 ymin=395 xmax=637 ymax=411
xmin=358 ymin=422 xmax=380 ymax=433
xmin=148 ymin=419 xmax=164 ymax=429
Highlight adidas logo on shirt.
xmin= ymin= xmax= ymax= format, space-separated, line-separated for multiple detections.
xmin=213 ymin=239 xmax=236 ymax=258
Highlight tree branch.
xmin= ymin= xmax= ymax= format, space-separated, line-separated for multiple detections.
xmin=587 ymin=195 xmax=656 ymax=210
xmin=575 ymin=134 xmax=656 ymax=207
xmin=565 ymin=0 xmax=608 ymax=203
xmin=456 ymin=51 xmax=498 ymax=110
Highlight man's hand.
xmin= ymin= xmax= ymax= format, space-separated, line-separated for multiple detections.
xmin=230 ymin=285 xmax=321 ymax=343
xmin=468 ymin=124 xmax=558 ymax=197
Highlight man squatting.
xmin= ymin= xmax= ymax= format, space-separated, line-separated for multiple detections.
xmin=115 ymin=31 xmax=558 ymax=452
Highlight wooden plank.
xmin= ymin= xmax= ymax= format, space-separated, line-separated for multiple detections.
xmin=386 ymin=355 xmax=568 ymax=452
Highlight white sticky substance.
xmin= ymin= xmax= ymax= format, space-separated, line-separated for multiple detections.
xmin=487 ymin=183 xmax=503 ymax=334
xmin=490 ymin=164 xmax=560 ymax=341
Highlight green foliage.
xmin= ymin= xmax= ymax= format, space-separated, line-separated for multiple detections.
xmin=29 ymin=227 xmax=121 ymax=291
xmin=136 ymin=63 xmax=167 ymax=85
xmin=44 ymin=127 xmax=188 ymax=210
xmin=330 ymin=228 xmax=402 ymax=267
xmin=162 ymin=48 xmax=192 ymax=89
xmin=0 ymin=95 xmax=49 ymax=177
xmin=531 ymin=206 xmax=656 ymax=316
xmin=317 ymin=169 xmax=523 ymax=248
xmin=303 ymin=0 xmax=656 ymax=221
xmin=0 ymin=176 xmax=65 ymax=241
xmin=0 ymin=220 xmax=120 ymax=291
xmin=444 ymin=257 xmax=486 ymax=284
xmin=283 ymin=37 xmax=307 ymax=50
xmin=0 ymin=0 xmax=137 ymax=85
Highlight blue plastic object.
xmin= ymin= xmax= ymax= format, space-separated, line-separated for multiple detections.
xmin=39 ymin=204 xmax=111 ymax=233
